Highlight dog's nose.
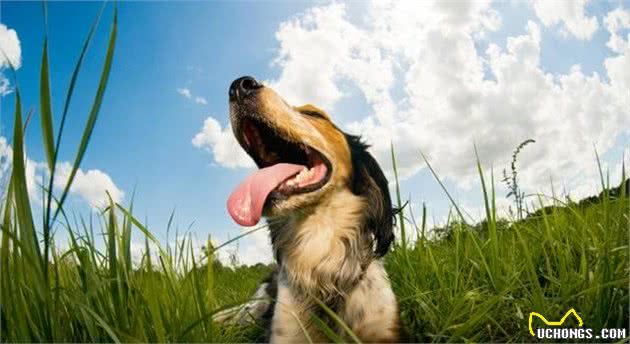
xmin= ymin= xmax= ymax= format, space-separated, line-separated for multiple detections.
xmin=229 ymin=76 xmax=262 ymax=102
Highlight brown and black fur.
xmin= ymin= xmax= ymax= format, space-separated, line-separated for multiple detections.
xmin=218 ymin=76 xmax=402 ymax=343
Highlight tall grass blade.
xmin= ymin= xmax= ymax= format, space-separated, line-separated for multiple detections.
xmin=39 ymin=39 xmax=55 ymax=172
xmin=595 ymin=148 xmax=606 ymax=193
xmin=390 ymin=143 xmax=407 ymax=248
xmin=474 ymin=145 xmax=498 ymax=286
xmin=39 ymin=36 xmax=56 ymax=284
xmin=44 ymin=2 xmax=106 ymax=230
xmin=420 ymin=151 xmax=469 ymax=225
xmin=78 ymin=304 xmax=122 ymax=343
xmin=53 ymin=6 xmax=117 ymax=222
xmin=10 ymin=89 xmax=42 ymax=268
xmin=312 ymin=296 xmax=361 ymax=343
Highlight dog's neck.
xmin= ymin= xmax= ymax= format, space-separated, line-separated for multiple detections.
xmin=269 ymin=188 xmax=373 ymax=300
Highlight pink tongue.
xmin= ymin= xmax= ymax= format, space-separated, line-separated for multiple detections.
xmin=227 ymin=163 xmax=304 ymax=226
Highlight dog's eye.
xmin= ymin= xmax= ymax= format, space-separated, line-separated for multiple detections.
xmin=300 ymin=110 xmax=327 ymax=120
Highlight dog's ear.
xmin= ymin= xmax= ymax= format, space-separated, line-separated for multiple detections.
xmin=344 ymin=134 xmax=394 ymax=257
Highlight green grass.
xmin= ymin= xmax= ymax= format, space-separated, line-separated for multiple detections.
xmin=386 ymin=178 xmax=629 ymax=342
xmin=1 ymin=5 xmax=628 ymax=343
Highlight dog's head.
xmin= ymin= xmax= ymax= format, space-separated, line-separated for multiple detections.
xmin=226 ymin=76 xmax=394 ymax=256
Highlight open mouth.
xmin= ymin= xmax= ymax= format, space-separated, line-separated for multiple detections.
xmin=227 ymin=116 xmax=332 ymax=226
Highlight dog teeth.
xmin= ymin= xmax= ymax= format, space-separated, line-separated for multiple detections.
xmin=281 ymin=167 xmax=315 ymax=190
xmin=295 ymin=173 xmax=305 ymax=183
xmin=293 ymin=167 xmax=314 ymax=184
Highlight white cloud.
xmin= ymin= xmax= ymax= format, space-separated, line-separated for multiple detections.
xmin=176 ymin=87 xmax=192 ymax=98
xmin=0 ymin=136 xmax=124 ymax=209
xmin=0 ymin=76 xmax=11 ymax=96
xmin=53 ymin=162 xmax=124 ymax=208
xmin=192 ymin=116 xmax=254 ymax=169
xmin=177 ymin=87 xmax=208 ymax=105
xmin=267 ymin=3 xmax=362 ymax=110
xmin=0 ymin=23 xmax=22 ymax=96
xmin=195 ymin=96 xmax=208 ymax=105
xmin=603 ymin=7 xmax=630 ymax=104
xmin=0 ymin=24 xmax=21 ymax=69
xmin=532 ymin=0 xmax=599 ymax=40
xmin=0 ymin=137 xmax=13 ymax=182
xmin=604 ymin=7 xmax=630 ymax=53
xmin=266 ymin=1 xmax=628 ymax=197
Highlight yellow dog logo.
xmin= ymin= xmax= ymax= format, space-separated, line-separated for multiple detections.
xmin=528 ymin=308 xmax=584 ymax=336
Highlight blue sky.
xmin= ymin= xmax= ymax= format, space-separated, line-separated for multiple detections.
xmin=1 ymin=1 xmax=628 ymax=264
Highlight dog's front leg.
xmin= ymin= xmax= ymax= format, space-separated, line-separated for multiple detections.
xmin=269 ymin=281 xmax=321 ymax=344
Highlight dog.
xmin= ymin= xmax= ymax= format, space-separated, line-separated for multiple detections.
xmin=222 ymin=76 xmax=401 ymax=343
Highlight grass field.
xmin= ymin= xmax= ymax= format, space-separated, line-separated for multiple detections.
xmin=386 ymin=185 xmax=629 ymax=342
xmin=1 ymin=6 xmax=628 ymax=343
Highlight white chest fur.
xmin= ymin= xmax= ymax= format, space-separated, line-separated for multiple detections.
xmin=268 ymin=189 xmax=401 ymax=343
xmin=272 ymin=190 xmax=369 ymax=295
xmin=270 ymin=260 xmax=400 ymax=343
